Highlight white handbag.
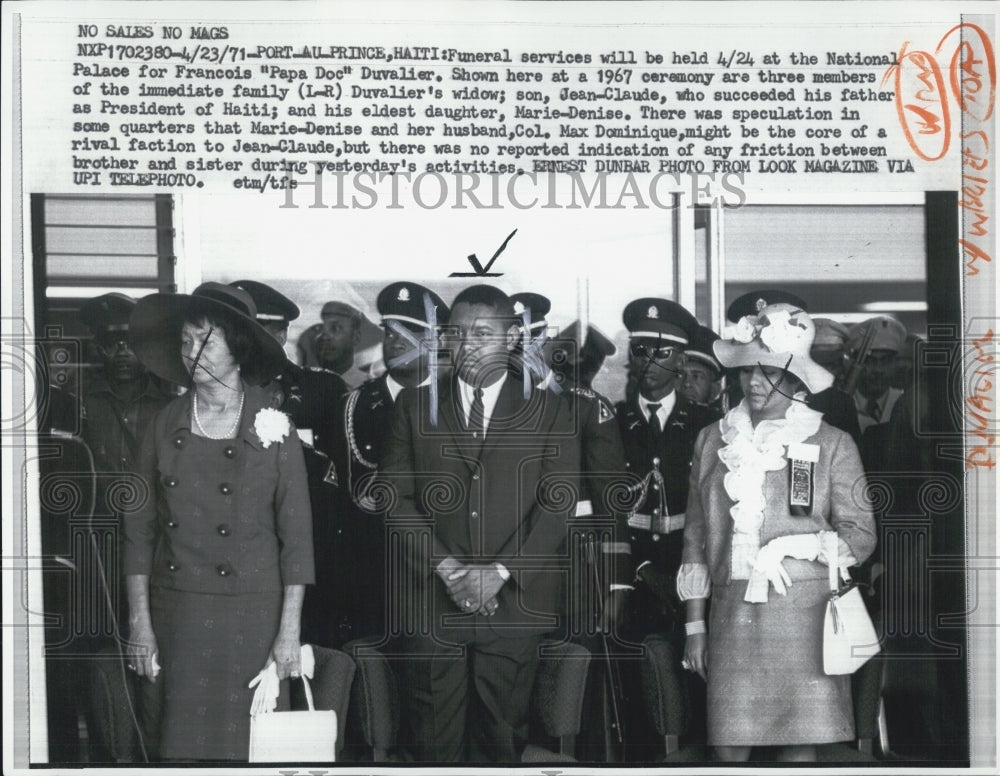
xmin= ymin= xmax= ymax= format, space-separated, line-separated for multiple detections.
xmin=822 ymin=536 xmax=880 ymax=675
xmin=248 ymin=675 xmax=337 ymax=762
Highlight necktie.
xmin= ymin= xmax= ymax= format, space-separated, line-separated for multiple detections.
xmin=469 ymin=387 xmax=486 ymax=437
xmin=865 ymin=397 xmax=881 ymax=423
xmin=647 ymin=402 xmax=662 ymax=437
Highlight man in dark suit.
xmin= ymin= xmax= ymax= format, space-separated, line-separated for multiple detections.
xmin=616 ymin=298 xmax=719 ymax=758
xmin=342 ymin=281 xmax=449 ymax=645
xmin=380 ymin=285 xmax=580 ymax=762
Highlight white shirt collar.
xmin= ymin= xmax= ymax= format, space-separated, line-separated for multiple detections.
xmin=384 ymin=372 xmax=432 ymax=403
xmin=638 ymin=390 xmax=676 ymax=427
xmin=458 ymin=374 xmax=507 ymax=431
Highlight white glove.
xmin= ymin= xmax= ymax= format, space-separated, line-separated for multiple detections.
xmin=248 ymin=644 xmax=316 ymax=716
xmin=752 ymin=542 xmax=793 ymax=596
xmin=767 ymin=533 xmax=822 ymax=562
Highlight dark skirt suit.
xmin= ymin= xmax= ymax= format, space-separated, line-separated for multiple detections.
xmin=680 ymin=408 xmax=876 ymax=747
xmin=124 ymin=385 xmax=314 ymax=760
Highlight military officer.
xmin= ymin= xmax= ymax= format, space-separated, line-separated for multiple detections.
xmin=80 ymin=293 xmax=174 ymax=496
xmin=615 ymin=298 xmax=718 ymax=759
xmin=618 ymin=299 xmax=717 ymax=627
xmin=343 ymin=281 xmax=449 ymax=644
xmin=547 ymin=319 xmax=617 ymax=393
xmin=229 ymin=280 xmax=353 ymax=649
xmin=679 ymin=325 xmax=724 ymax=413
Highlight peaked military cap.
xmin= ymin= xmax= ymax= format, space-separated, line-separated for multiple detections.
xmin=726 ymin=289 xmax=809 ymax=323
xmin=557 ymin=320 xmax=617 ymax=358
xmin=376 ymin=282 xmax=449 ymax=328
xmin=623 ymin=298 xmax=697 ymax=346
xmin=685 ymin=325 xmax=722 ymax=374
xmin=229 ymin=280 xmax=300 ymax=325
xmin=846 ymin=316 xmax=907 ymax=354
xmin=321 ymin=301 xmax=363 ymax=321
xmin=510 ymin=292 xmax=551 ymax=333
xmin=79 ymin=293 xmax=136 ymax=334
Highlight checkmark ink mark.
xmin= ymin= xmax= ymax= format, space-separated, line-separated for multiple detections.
xmin=449 ymin=228 xmax=517 ymax=277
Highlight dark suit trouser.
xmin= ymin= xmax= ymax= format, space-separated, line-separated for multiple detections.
xmin=399 ymin=624 xmax=543 ymax=763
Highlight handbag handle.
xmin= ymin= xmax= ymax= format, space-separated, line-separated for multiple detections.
xmin=300 ymin=675 xmax=316 ymax=711
xmin=824 ymin=532 xmax=840 ymax=595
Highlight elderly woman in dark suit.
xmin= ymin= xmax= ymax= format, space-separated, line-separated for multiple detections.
xmin=678 ymin=301 xmax=876 ymax=762
xmin=125 ymin=283 xmax=314 ymax=761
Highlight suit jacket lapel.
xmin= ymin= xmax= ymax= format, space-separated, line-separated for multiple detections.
xmin=479 ymin=373 xmax=537 ymax=461
xmin=436 ymin=378 xmax=481 ymax=472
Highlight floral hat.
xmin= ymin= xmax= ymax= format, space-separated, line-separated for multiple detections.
xmin=714 ymin=301 xmax=833 ymax=394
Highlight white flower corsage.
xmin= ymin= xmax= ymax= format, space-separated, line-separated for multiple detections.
xmin=759 ymin=309 xmax=809 ymax=353
xmin=731 ymin=315 xmax=758 ymax=343
xmin=253 ymin=408 xmax=290 ymax=448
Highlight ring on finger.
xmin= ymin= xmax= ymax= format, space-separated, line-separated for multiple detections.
xmin=681 ymin=658 xmax=691 ymax=671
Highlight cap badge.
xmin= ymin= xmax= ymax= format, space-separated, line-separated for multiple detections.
xmin=398 ymin=287 xmax=410 ymax=302
xmin=513 ymin=301 xmax=525 ymax=315
xmin=647 ymin=305 xmax=659 ymax=319
xmin=755 ymin=298 xmax=768 ymax=313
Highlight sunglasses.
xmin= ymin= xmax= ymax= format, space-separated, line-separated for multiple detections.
xmin=629 ymin=341 xmax=678 ymax=360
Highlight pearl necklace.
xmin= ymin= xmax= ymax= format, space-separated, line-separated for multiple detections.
xmin=192 ymin=390 xmax=245 ymax=439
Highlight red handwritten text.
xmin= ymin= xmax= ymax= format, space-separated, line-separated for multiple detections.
xmin=967 ymin=329 xmax=995 ymax=470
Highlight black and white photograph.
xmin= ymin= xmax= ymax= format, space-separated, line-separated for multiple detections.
xmin=2 ymin=1 xmax=996 ymax=772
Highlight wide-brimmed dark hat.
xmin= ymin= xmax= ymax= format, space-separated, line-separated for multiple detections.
xmin=130 ymin=282 xmax=287 ymax=386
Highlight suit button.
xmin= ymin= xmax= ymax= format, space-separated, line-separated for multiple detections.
xmin=167 ymin=561 xmax=180 ymax=572
xmin=652 ymin=534 xmax=661 ymax=542
xmin=167 ymin=520 xmax=179 ymax=528
xmin=217 ymin=564 xmax=233 ymax=577
xmin=652 ymin=457 xmax=661 ymax=466
xmin=471 ymin=511 xmax=479 ymax=519
xmin=223 ymin=446 xmax=236 ymax=458
xmin=173 ymin=436 xmax=185 ymax=449
xmin=652 ymin=483 xmax=660 ymax=491
xmin=472 ymin=473 xmax=480 ymax=481
xmin=164 ymin=476 xmax=178 ymax=488
xmin=219 ymin=483 xmax=232 ymax=496
xmin=217 ymin=524 xmax=231 ymax=537
xmin=653 ymin=509 xmax=660 ymax=516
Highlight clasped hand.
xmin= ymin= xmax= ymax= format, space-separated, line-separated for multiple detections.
xmin=753 ymin=533 xmax=822 ymax=595
xmin=441 ymin=562 xmax=505 ymax=616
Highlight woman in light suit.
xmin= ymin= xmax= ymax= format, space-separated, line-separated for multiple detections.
xmin=678 ymin=301 xmax=876 ymax=762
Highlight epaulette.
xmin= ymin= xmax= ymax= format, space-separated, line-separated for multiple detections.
xmin=571 ymin=386 xmax=616 ymax=423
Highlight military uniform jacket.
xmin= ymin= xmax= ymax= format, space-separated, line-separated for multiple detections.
xmin=616 ymin=394 xmax=719 ymax=574
xmin=274 ymin=363 xmax=348 ymax=460
xmin=380 ymin=375 xmax=581 ymax=633
xmin=566 ymin=386 xmax=633 ymax=588
xmin=345 ymin=375 xmax=395 ymax=505
xmin=124 ymin=384 xmax=314 ymax=595
xmin=81 ymin=375 xmax=173 ymax=475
